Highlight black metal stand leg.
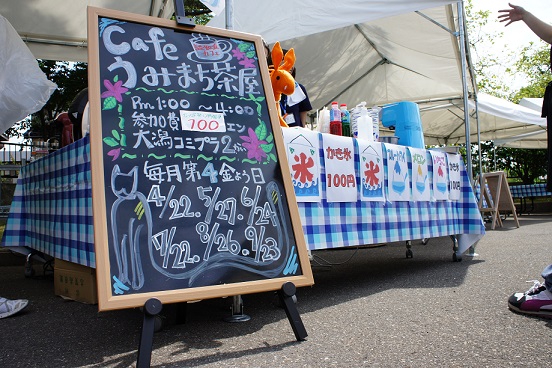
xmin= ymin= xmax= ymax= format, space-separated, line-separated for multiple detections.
xmin=137 ymin=298 xmax=163 ymax=368
xmin=277 ymin=282 xmax=307 ymax=341
xmin=175 ymin=302 xmax=188 ymax=325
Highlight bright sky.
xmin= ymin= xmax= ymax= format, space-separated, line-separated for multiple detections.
xmin=471 ymin=1 xmax=552 ymax=90
xmin=476 ymin=1 xmax=552 ymax=43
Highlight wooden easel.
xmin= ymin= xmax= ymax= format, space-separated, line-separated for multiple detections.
xmin=477 ymin=171 xmax=520 ymax=230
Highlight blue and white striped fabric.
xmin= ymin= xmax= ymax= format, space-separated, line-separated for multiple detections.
xmin=509 ymin=183 xmax=551 ymax=198
xmin=297 ymin=135 xmax=485 ymax=253
xmin=1 ymin=136 xmax=95 ymax=267
xmin=1 ymin=135 xmax=485 ymax=267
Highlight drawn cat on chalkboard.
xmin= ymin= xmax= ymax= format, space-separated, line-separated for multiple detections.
xmin=110 ymin=165 xmax=152 ymax=291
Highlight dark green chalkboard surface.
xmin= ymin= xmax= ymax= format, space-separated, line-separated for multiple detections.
xmin=87 ymin=7 xmax=313 ymax=311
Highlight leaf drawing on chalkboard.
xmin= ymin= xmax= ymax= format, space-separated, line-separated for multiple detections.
xmin=247 ymin=94 xmax=265 ymax=116
xmin=99 ymin=18 xmax=123 ymax=37
xmin=255 ymin=121 xmax=268 ymax=141
xmin=103 ymin=97 xmax=117 ymax=110
xmin=260 ymin=143 xmax=274 ymax=153
xmin=240 ymin=127 xmax=267 ymax=162
xmin=104 ymin=137 xmax=119 ymax=147
xmin=232 ymin=40 xmax=258 ymax=68
xmin=103 ymin=130 xmax=126 ymax=161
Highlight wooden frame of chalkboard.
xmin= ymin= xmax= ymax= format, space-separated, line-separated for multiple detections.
xmin=87 ymin=7 xmax=314 ymax=311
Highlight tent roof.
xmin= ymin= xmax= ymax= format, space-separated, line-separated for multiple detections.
xmin=210 ymin=1 xmax=546 ymax=150
xmin=209 ymin=0 xmax=459 ymax=44
xmin=209 ymin=1 xmax=466 ymax=111
xmin=0 ymin=0 xmax=176 ymax=62
xmin=494 ymin=97 xmax=547 ymax=149
xmin=4 ymin=1 xmax=541 ymax=150
xmin=420 ymin=93 xmax=547 ymax=147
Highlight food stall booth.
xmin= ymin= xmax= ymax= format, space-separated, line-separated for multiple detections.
xmin=0 ymin=0 xmax=484 ymax=287
xmin=2 ymin=2 xmax=484 ymax=304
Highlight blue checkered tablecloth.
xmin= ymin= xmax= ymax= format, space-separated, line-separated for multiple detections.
xmin=509 ymin=183 xmax=551 ymax=198
xmin=1 ymin=137 xmax=95 ymax=267
xmin=1 ymin=136 xmax=485 ymax=267
xmin=298 ymin=142 xmax=485 ymax=253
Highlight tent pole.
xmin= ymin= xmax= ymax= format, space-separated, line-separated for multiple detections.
xmin=225 ymin=0 xmax=234 ymax=30
xmin=457 ymin=1 xmax=473 ymax=182
xmin=457 ymin=1 xmax=483 ymax=186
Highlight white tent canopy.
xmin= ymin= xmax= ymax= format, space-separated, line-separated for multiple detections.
xmin=0 ymin=0 xmax=177 ymax=62
xmin=210 ymin=1 xmax=548 ymax=151
xmin=494 ymin=97 xmax=547 ymax=149
xmin=210 ymin=1 xmax=468 ymax=112
xmin=519 ymin=97 xmax=543 ymax=112
xmin=211 ymin=0 xmax=458 ymax=44
xmin=2 ymin=0 xmax=479 ymax=145
xmin=209 ymin=0 xmax=483 ymax=157
xmin=420 ymin=93 xmax=546 ymax=147
xmin=5 ymin=0 xmax=542 ymax=150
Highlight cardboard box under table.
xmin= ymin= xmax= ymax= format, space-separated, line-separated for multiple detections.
xmin=54 ymin=259 xmax=98 ymax=304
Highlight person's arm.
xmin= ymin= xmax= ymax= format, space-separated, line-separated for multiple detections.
xmin=299 ymin=111 xmax=308 ymax=126
xmin=499 ymin=3 xmax=552 ymax=44
xmin=297 ymin=84 xmax=312 ymax=127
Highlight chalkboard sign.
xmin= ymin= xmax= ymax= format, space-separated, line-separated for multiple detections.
xmin=87 ymin=7 xmax=313 ymax=311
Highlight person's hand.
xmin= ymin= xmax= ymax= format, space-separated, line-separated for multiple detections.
xmin=498 ymin=3 xmax=526 ymax=26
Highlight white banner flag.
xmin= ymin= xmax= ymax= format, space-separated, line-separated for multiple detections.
xmin=200 ymin=0 xmax=225 ymax=16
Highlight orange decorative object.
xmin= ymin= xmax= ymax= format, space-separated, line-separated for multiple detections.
xmin=269 ymin=42 xmax=295 ymax=128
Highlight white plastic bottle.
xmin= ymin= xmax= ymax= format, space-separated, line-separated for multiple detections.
xmin=357 ymin=103 xmax=373 ymax=142
xmin=318 ymin=107 xmax=330 ymax=133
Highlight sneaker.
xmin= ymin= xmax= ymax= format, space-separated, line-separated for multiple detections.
xmin=508 ymin=281 xmax=552 ymax=319
xmin=524 ymin=280 xmax=547 ymax=296
xmin=0 ymin=297 xmax=29 ymax=319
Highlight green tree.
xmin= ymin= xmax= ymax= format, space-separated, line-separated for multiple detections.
xmin=183 ymin=0 xmax=213 ymax=25
xmin=465 ymin=1 xmax=549 ymax=184
xmin=496 ymin=146 xmax=547 ymax=183
xmin=465 ymin=0 xmax=512 ymax=98
xmin=510 ymin=43 xmax=549 ymax=103
xmin=471 ymin=142 xmax=547 ymax=184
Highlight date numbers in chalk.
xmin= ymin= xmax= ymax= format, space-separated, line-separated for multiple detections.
xmin=180 ymin=110 xmax=226 ymax=132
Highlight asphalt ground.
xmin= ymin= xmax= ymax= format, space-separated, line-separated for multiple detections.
xmin=0 ymin=214 xmax=551 ymax=367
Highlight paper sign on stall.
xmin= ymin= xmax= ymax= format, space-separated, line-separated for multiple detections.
xmin=282 ymin=128 xmax=322 ymax=202
xmin=409 ymin=147 xmax=430 ymax=201
xmin=322 ymin=134 xmax=357 ymax=202
xmin=447 ymin=153 xmax=461 ymax=201
xmin=357 ymin=139 xmax=385 ymax=201
xmin=430 ymin=150 xmax=449 ymax=200
xmin=384 ymin=143 xmax=411 ymax=201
